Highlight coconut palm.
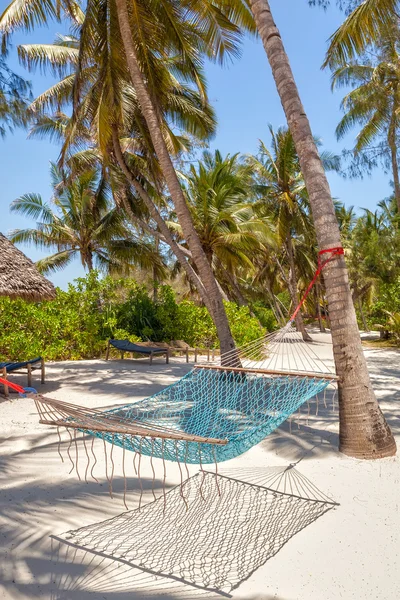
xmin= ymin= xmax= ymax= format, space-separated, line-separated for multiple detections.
xmin=101 ymin=0 xmax=256 ymax=358
xmin=170 ymin=149 xmax=274 ymax=305
xmin=324 ymin=0 xmax=398 ymax=69
xmin=248 ymin=127 xmax=340 ymax=340
xmin=5 ymin=3 xmax=252 ymax=358
xmin=9 ymin=164 xmax=163 ymax=275
xmin=0 ymin=0 xmax=256 ymax=358
xmin=331 ymin=32 xmax=400 ymax=211
xmin=248 ymin=0 xmax=396 ymax=458
xmin=248 ymin=128 xmax=315 ymax=340
xmin=0 ymin=54 xmax=31 ymax=136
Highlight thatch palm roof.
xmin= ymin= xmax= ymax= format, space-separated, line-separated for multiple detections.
xmin=0 ymin=233 xmax=56 ymax=301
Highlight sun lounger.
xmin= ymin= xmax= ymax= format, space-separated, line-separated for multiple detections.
xmin=170 ymin=340 xmax=217 ymax=363
xmin=1 ymin=357 xmax=45 ymax=397
xmin=105 ymin=339 xmax=169 ymax=364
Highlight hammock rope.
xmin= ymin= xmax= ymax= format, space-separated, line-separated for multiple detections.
xmin=1 ymin=247 xmax=343 ymax=499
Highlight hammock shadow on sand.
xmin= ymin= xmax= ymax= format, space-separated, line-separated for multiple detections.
xmin=53 ymin=465 xmax=338 ymax=596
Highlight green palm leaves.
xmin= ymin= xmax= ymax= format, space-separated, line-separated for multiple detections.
xmin=332 ymin=41 xmax=400 ymax=147
xmin=179 ymin=150 xmax=273 ymax=278
xmin=330 ymin=23 xmax=400 ymax=210
xmin=0 ymin=55 xmax=31 ymax=136
xmin=9 ymin=164 xmax=163 ymax=275
xmin=324 ymin=0 xmax=399 ymax=69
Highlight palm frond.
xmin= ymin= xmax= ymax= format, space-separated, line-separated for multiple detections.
xmin=35 ymin=248 xmax=75 ymax=274
xmin=10 ymin=193 xmax=54 ymax=222
xmin=324 ymin=0 xmax=399 ymax=69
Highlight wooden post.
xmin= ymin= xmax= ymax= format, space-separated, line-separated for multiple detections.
xmin=41 ymin=358 xmax=45 ymax=384
xmin=212 ymin=349 xmax=215 ymax=361
xmin=150 ymin=352 xmax=153 ymax=365
xmin=27 ymin=363 xmax=32 ymax=388
xmin=130 ymin=352 xmax=134 ymax=359
xmin=166 ymin=349 xmax=169 ymax=364
xmin=194 ymin=348 xmax=198 ymax=363
xmin=207 ymin=348 xmax=210 ymax=362
xmin=105 ymin=341 xmax=110 ymax=361
xmin=2 ymin=367 xmax=8 ymax=398
xmin=120 ymin=351 xmax=124 ymax=360
xmin=186 ymin=347 xmax=189 ymax=363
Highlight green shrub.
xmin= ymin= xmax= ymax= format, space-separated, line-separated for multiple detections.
xmin=0 ymin=273 xmax=271 ymax=360
xmin=366 ymin=278 xmax=400 ymax=337
xmin=175 ymin=301 xmax=216 ymax=347
xmin=223 ymin=302 xmax=266 ymax=347
xmin=0 ymin=272 xmax=120 ymax=361
xmin=252 ymin=303 xmax=278 ymax=331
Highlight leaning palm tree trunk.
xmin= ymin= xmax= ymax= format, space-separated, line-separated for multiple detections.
xmin=249 ymin=0 xmax=396 ymax=458
xmin=388 ymin=99 xmax=400 ymax=214
xmin=286 ymin=236 xmax=312 ymax=341
xmin=114 ymin=0 xmax=236 ymax=360
xmin=317 ymin=284 xmax=326 ymax=333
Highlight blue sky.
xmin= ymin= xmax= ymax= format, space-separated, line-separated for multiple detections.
xmin=0 ymin=0 xmax=392 ymax=288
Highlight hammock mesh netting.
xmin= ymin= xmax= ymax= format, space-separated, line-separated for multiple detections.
xmin=33 ymin=324 xmax=337 ymax=465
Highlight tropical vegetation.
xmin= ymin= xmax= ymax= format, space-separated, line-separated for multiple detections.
xmin=0 ymin=272 xmax=269 ymax=361
xmin=1 ymin=0 xmax=399 ymax=458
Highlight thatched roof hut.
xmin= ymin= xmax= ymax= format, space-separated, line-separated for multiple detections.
xmin=0 ymin=233 xmax=56 ymax=301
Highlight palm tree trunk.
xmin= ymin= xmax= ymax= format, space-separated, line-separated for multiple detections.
xmin=114 ymin=0 xmax=236 ymax=359
xmin=153 ymin=238 xmax=159 ymax=303
xmin=272 ymin=294 xmax=286 ymax=325
xmin=85 ymin=252 xmax=94 ymax=272
xmin=286 ymin=236 xmax=312 ymax=341
xmin=317 ymin=284 xmax=326 ymax=333
xmin=388 ymin=98 xmax=400 ymax=214
xmin=249 ymin=0 xmax=396 ymax=458
xmin=113 ymin=134 xmax=214 ymax=308
xmin=358 ymin=297 xmax=370 ymax=332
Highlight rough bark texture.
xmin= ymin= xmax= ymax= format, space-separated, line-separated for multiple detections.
xmin=286 ymin=236 xmax=312 ymax=341
xmin=249 ymin=0 xmax=396 ymax=458
xmin=317 ymin=284 xmax=326 ymax=333
xmin=388 ymin=100 xmax=400 ymax=214
xmin=358 ymin=297 xmax=370 ymax=332
xmin=114 ymin=0 xmax=236 ymax=358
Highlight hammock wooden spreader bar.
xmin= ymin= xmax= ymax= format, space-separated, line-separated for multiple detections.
xmin=33 ymin=394 xmax=228 ymax=446
xmin=194 ymin=364 xmax=339 ymax=381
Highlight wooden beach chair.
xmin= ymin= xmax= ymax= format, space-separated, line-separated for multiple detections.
xmin=169 ymin=340 xmax=217 ymax=363
xmin=1 ymin=357 xmax=45 ymax=397
xmin=105 ymin=339 xmax=169 ymax=364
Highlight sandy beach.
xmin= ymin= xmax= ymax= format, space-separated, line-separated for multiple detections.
xmin=1 ymin=332 xmax=399 ymax=600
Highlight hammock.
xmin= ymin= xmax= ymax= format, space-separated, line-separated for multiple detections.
xmin=30 ymin=323 xmax=337 ymax=467
xmin=6 ymin=248 xmax=342 ymax=469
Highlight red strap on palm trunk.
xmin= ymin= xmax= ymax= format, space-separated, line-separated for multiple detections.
xmin=289 ymin=246 xmax=344 ymax=323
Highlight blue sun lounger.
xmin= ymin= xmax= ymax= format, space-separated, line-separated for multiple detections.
xmin=105 ymin=339 xmax=169 ymax=364
xmin=1 ymin=357 xmax=45 ymax=397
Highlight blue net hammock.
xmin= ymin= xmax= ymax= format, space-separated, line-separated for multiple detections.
xmin=33 ymin=324 xmax=337 ymax=465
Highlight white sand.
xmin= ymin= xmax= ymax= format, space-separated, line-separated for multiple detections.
xmin=0 ymin=333 xmax=399 ymax=599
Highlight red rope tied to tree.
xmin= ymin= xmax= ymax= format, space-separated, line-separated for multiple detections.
xmin=289 ymin=246 xmax=344 ymax=323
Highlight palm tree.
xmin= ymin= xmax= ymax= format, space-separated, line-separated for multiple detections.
xmin=1 ymin=1 xmax=255 ymax=358
xmin=12 ymin=17 xmax=229 ymax=346
xmin=324 ymin=0 xmax=398 ymax=69
xmin=248 ymin=127 xmax=333 ymax=341
xmin=9 ymin=164 xmax=163 ymax=275
xmin=107 ymin=0 xmax=256 ymax=358
xmin=331 ymin=31 xmax=400 ymax=211
xmin=173 ymin=149 xmax=274 ymax=305
xmin=0 ymin=54 xmax=31 ymax=136
xmin=248 ymin=0 xmax=396 ymax=458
